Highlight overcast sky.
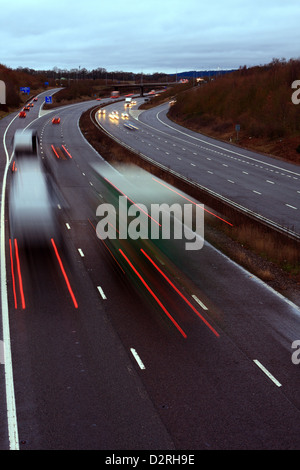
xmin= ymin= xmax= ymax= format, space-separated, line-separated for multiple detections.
xmin=1 ymin=0 xmax=300 ymax=74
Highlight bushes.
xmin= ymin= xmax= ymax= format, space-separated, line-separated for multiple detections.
xmin=0 ymin=63 xmax=47 ymax=111
xmin=168 ymin=59 xmax=300 ymax=142
xmin=54 ymin=81 xmax=96 ymax=102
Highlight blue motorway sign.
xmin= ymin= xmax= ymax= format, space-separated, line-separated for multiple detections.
xmin=20 ymin=87 xmax=30 ymax=94
xmin=45 ymin=96 xmax=52 ymax=104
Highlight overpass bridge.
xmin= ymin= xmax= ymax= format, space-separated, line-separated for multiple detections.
xmin=110 ymin=82 xmax=178 ymax=96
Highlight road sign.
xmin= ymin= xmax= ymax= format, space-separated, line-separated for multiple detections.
xmin=0 ymin=80 xmax=6 ymax=104
xmin=45 ymin=96 xmax=52 ymax=104
xmin=20 ymin=86 xmax=30 ymax=94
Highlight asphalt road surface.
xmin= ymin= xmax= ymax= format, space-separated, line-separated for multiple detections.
xmin=1 ymin=93 xmax=300 ymax=451
xmin=96 ymin=99 xmax=300 ymax=234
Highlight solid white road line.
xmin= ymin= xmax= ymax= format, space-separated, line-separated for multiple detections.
xmin=1 ymin=113 xmax=20 ymax=450
xmin=155 ymin=108 xmax=300 ymax=178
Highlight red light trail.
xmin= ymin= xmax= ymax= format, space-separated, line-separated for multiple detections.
xmin=119 ymin=248 xmax=187 ymax=339
xmin=51 ymin=238 xmax=78 ymax=308
xmin=152 ymin=178 xmax=233 ymax=226
xmin=141 ymin=248 xmax=219 ymax=337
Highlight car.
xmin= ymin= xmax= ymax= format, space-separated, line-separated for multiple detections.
xmin=96 ymin=98 xmax=101 ymax=101
xmin=121 ymin=113 xmax=129 ymax=119
xmin=33 ymin=97 xmax=38 ymax=101
xmin=98 ymin=108 xmax=106 ymax=114
xmin=52 ymin=117 xmax=60 ymax=124
xmin=19 ymin=111 xmax=26 ymax=118
xmin=109 ymin=111 xmax=119 ymax=119
xmin=23 ymin=106 xmax=30 ymax=111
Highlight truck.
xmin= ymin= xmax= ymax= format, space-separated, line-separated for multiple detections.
xmin=9 ymin=129 xmax=61 ymax=247
xmin=13 ymin=129 xmax=39 ymax=160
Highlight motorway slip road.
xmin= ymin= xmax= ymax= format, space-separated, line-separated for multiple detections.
xmin=0 ymin=97 xmax=300 ymax=450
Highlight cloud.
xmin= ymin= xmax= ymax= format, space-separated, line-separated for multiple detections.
xmin=1 ymin=0 xmax=300 ymax=73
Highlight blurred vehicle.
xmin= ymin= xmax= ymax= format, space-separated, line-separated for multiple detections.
xmin=19 ymin=111 xmax=26 ymax=118
xmin=10 ymin=129 xmax=60 ymax=246
xmin=52 ymin=116 xmax=60 ymax=124
xmin=9 ymin=159 xmax=60 ymax=246
xmin=91 ymin=163 xmax=204 ymax=266
xmin=121 ymin=113 xmax=129 ymax=119
xmin=33 ymin=97 xmax=38 ymax=101
xmin=98 ymin=108 xmax=106 ymax=114
xmin=111 ymin=91 xmax=120 ymax=99
xmin=109 ymin=110 xmax=119 ymax=120
xmin=13 ymin=129 xmax=39 ymax=160
xmin=96 ymin=98 xmax=101 ymax=101
xmin=23 ymin=105 xmax=30 ymax=111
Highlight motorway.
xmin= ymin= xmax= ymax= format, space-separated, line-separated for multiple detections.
xmin=0 ymin=92 xmax=300 ymax=450
xmin=96 ymin=99 xmax=300 ymax=235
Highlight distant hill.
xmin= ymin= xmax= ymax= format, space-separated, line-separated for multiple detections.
xmin=171 ymin=69 xmax=237 ymax=79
